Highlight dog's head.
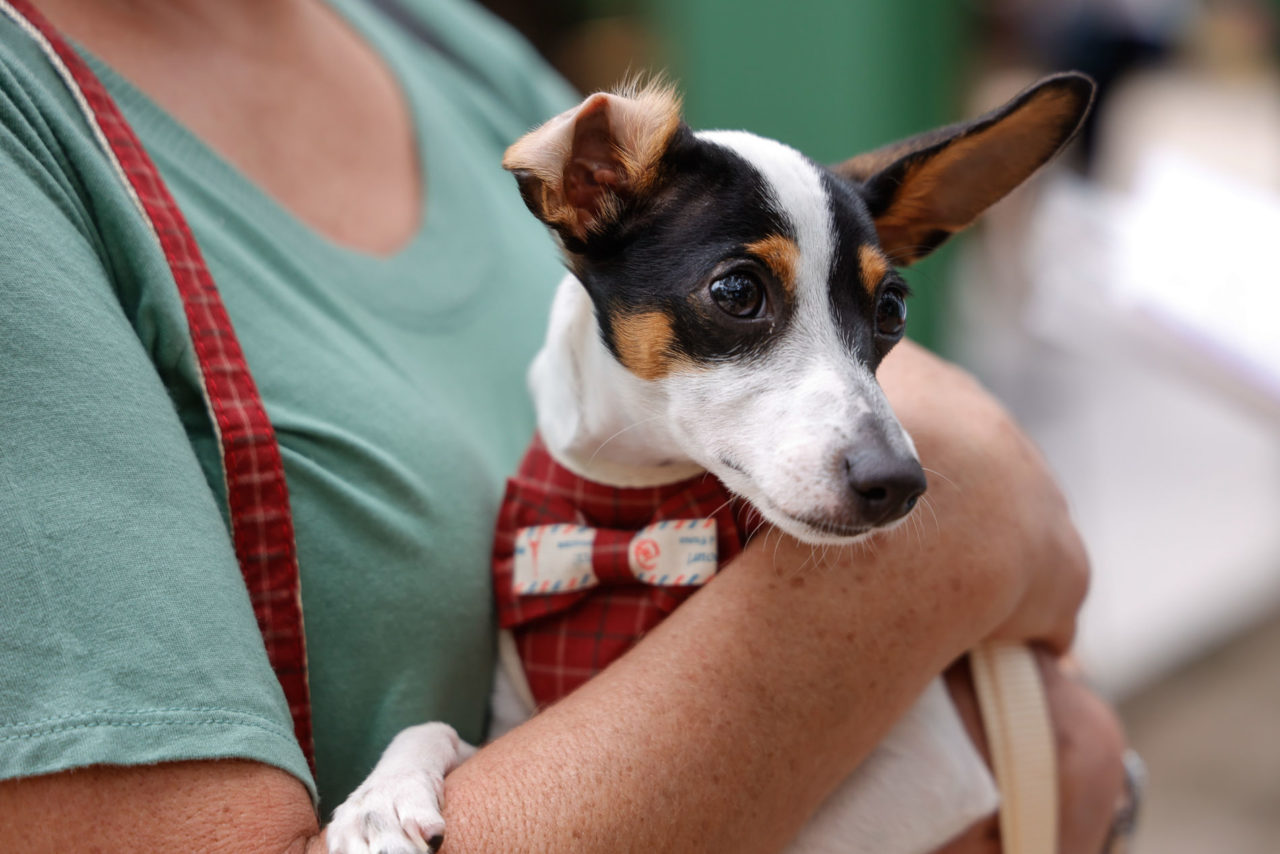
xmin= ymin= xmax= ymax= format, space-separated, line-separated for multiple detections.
xmin=505 ymin=75 xmax=1094 ymax=543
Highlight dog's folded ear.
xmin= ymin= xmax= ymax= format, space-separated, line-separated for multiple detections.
xmin=834 ymin=72 xmax=1095 ymax=265
xmin=503 ymin=82 xmax=683 ymax=245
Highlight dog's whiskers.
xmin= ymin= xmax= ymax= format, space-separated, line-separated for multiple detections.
xmin=919 ymin=494 xmax=940 ymax=535
xmin=921 ymin=466 xmax=959 ymax=491
xmin=704 ymin=496 xmax=736 ymax=522
xmin=911 ymin=509 xmax=927 ymax=547
xmin=586 ymin=414 xmax=666 ymax=465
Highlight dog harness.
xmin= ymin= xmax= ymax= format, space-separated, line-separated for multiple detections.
xmin=492 ymin=434 xmax=761 ymax=707
xmin=1 ymin=0 xmax=315 ymax=771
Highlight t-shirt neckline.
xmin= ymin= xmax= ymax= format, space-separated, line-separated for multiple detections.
xmin=75 ymin=0 xmax=444 ymax=269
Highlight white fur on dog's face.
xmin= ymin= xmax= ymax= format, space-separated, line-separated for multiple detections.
xmin=526 ymin=126 xmax=920 ymax=542
xmin=654 ymin=131 xmax=917 ymax=542
xmin=516 ymin=76 xmax=1095 ymax=541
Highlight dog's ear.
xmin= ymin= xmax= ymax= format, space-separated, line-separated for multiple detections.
xmin=834 ymin=72 xmax=1095 ymax=265
xmin=503 ymin=82 xmax=683 ymax=244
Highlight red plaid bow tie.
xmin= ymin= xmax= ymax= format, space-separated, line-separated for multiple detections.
xmin=492 ymin=435 xmax=759 ymax=706
xmin=510 ymin=516 xmax=719 ymax=594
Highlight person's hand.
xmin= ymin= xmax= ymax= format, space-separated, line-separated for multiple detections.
xmin=876 ymin=340 xmax=1090 ymax=652
xmin=936 ymin=651 xmax=1129 ymax=854
xmin=875 ymin=343 xmax=1122 ymax=852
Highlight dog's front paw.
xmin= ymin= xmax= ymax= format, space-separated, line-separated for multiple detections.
xmin=327 ymin=722 xmax=468 ymax=854
xmin=328 ymin=767 xmax=446 ymax=854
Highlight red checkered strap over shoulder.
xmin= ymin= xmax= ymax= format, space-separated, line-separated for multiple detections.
xmin=1 ymin=0 xmax=315 ymax=770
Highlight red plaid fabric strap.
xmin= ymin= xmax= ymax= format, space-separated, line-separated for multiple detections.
xmin=2 ymin=0 xmax=315 ymax=770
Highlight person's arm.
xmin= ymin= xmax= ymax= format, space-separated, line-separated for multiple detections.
xmin=876 ymin=341 xmax=1092 ymax=653
xmin=0 ymin=655 xmax=1123 ymax=854
xmin=0 ymin=763 xmax=327 ymax=854
xmin=0 ymin=338 xmax=1093 ymax=853
xmin=0 ymin=655 xmax=1124 ymax=854
xmin=0 ymin=43 xmax=314 ymax=848
xmin=438 ymin=340 xmax=1093 ymax=854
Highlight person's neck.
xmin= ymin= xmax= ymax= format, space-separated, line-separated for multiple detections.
xmin=34 ymin=0 xmax=316 ymax=57
xmin=30 ymin=0 xmax=424 ymax=256
xmin=528 ymin=276 xmax=706 ymax=489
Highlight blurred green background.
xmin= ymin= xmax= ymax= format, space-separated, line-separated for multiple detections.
xmin=652 ymin=0 xmax=973 ymax=351
xmin=481 ymin=0 xmax=982 ymax=352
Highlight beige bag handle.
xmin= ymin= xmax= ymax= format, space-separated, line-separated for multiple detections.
xmin=970 ymin=642 xmax=1058 ymax=854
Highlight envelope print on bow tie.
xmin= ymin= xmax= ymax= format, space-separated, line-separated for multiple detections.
xmin=512 ymin=519 xmax=720 ymax=595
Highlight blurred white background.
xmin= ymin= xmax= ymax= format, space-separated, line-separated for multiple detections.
xmin=950 ymin=2 xmax=1280 ymax=849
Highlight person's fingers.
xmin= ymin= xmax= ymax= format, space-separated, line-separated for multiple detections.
xmin=936 ymin=653 xmax=1128 ymax=854
xmin=929 ymin=813 xmax=1001 ymax=854
xmin=1035 ymin=649 xmax=1127 ymax=854
xmin=932 ymin=660 xmax=999 ymax=853
xmin=878 ymin=341 xmax=1092 ymax=652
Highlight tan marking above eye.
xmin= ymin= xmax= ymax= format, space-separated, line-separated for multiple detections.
xmin=612 ymin=310 xmax=688 ymax=381
xmin=743 ymin=234 xmax=799 ymax=296
xmin=858 ymin=245 xmax=891 ymax=295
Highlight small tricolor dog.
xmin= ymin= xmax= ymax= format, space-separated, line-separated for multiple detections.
xmin=329 ymin=72 xmax=1095 ymax=854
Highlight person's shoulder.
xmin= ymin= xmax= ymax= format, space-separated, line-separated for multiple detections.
xmin=0 ymin=9 xmax=87 ymax=133
xmin=0 ymin=8 xmax=120 ymax=219
xmin=386 ymin=0 xmax=540 ymax=70
xmin=373 ymin=0 xmax=577 ymax=126
xmin=0 ymin=6 xmax=47 ymax=72
xmin=0 ymin=9 xmax=183 ymax=371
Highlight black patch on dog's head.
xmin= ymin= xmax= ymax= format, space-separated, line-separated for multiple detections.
xmin=566 ymin=128 xmax=803 ymax=376
xmin=556 ymin=130 xmax=912 ymax=382
xmin=816 ymin=169 xmax=919 ymax=374
xmin=819 ymin=171 xmax=890 ymax=368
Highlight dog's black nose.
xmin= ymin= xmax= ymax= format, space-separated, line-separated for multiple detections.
xmin=845 ymin=453 xmax=927 ymax=526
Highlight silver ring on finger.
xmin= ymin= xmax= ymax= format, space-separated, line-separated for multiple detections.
xmin=1101 ymin=749 xmax=1146 ymax=854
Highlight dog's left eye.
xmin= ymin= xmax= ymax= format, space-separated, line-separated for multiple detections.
xmin=876 ymin=287 xmax=908 ymax=338
xmin=709 ymin=273 xmax=765 ymax=319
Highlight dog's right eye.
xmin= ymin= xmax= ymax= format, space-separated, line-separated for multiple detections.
xmin=875 ymin=287 xmax=908 ymax=339
xmin=709 ymin=273 xmax=765 ymax=319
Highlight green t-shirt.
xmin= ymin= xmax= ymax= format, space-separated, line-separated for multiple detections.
xmin=0 ymin=0 xmax=574 ymax=810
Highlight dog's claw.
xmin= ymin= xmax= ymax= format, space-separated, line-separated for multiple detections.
xmin=327 ymin=723 xmax=467 ymax=854
xmin=328 ymin=771 xmax=446 ymax=854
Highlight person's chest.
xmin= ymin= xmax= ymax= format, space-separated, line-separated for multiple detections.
xmin=37 ymin=0 xmax=422 ymax=254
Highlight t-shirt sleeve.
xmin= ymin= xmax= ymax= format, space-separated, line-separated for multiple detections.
xmin=0 ymin=46 xmax=314 ymax=799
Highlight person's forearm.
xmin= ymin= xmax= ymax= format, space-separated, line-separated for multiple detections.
xmin=440 ymin=341 xmax=1088 ymax=854
xmin=0 ymin=760 xmax=328 ymax=854
xmin=442 ymin=526 xmax=1006 ymax=854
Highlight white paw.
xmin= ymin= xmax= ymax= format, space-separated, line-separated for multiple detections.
xmin=328 ymin=722 xmax=468 ymax=854
xmin=328 ymin=768 xmax=446 ymax=854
